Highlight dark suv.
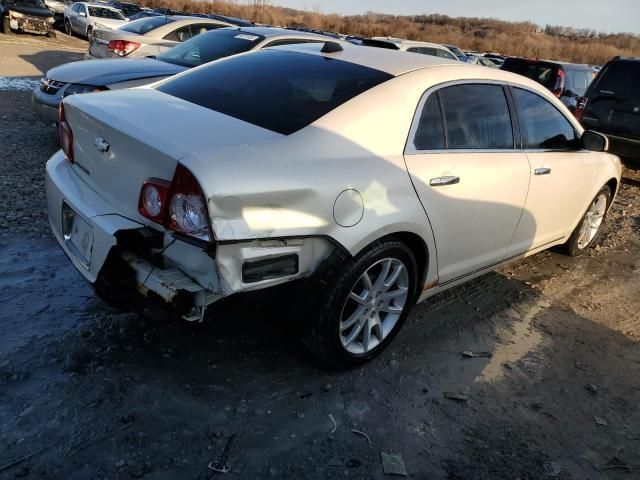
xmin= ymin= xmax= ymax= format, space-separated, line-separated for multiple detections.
xmin=501 ymin=58 xmax=594 ymax=113
xmin=577 ymin=57 xmax=640 ymax=163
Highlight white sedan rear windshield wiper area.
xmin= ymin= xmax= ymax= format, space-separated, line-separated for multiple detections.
xmin=156 ymin=49 xmax=393 ymax=135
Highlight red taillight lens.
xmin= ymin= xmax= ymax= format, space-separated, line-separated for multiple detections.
xmin=138 ymin=165 xmax=212 ymax=242
xmin=58 ymin=103 xmax=74 ymax=163
xmin=138 ymin=179 xmax=171 ymax=223
xmin=574 ymin=96 xmax=588 ymax=122
xmin=552 ymin=69 xmax=565 ymax=97
xmin=107 ymin=39 xmax=141 ymax=57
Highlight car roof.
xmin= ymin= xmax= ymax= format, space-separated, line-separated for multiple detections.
xmin=269 ymin=42 xmax=469 ymax=75
xmin=504 ymin=57 xmax=592 ymax=70
xmin=230 ymin=25 xmax=345 ymax=41
xmin=370 ymin=37 xmax=451 ymax=50
xmin=77 ymin=2 xmax=122 ymax=11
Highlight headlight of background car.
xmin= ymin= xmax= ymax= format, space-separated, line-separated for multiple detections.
xmin=63 ymin=84 xmax=106 ymax=97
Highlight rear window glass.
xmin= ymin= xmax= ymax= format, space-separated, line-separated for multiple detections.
xmin=593 ymin=61 xmax=640 ymax=100
xmin=119 ymin=16 xmax=173 ymax=34
xmin=567 ymin=70 xmax=592 ymax=96
xmin=501 ymin=59 xmax=559 ymax=91
xmin=157 ymin=49 xmax=393 ymax=135
xmin=158 ymin=29 xmax=264 ymax=67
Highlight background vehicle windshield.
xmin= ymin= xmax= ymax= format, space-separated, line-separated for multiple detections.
xmin=157 ymin=49 xmax=393 ymax=135
xmin=158 ymin=29 xmax=265 ymax=67
xmin=88 ymin=6 xmax=125 ymax=19
xmin=8 ymin=0 xmax=47 ymax=7
xmin=119 ymin=16 xmax=173 ymax=34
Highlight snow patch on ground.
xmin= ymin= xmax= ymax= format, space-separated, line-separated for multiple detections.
xmin=0 ymin=77 xmax=39 ymax=91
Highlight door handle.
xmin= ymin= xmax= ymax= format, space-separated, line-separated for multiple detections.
xmin=430 ymin=176 xmax=460 ymax=187
xmin=534 ymin=167 xmax=552 ymax=176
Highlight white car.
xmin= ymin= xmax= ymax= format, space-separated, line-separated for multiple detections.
xmin=46 ymin=42 xmax=621 ymax=366
xmin=64 ymin=2 xmax=126 ymax=38
xmin=365 ymin=37 xmax=460 ymax=61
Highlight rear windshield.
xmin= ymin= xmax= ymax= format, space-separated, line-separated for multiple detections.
xmin=157 ymin=29 xmax=264 ymax=68
xmin=157 ymin=49 xmax=393 ymax=135
xmin=501 ymin=59 xmax=559 ymax=90
xmin=592 ymin=61 xmax=640 ymax=101
xmin=88 ymin=7 xmax=124 ymax=19
xmin=119 ymin=16 xmax=173 ymax=34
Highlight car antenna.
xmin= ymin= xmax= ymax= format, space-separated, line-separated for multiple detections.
xmin=321 ymin=41 xmax=343 ymax=53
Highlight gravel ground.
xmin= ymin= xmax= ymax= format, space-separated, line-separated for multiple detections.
xmin=1 ymin=34 xmax=640 ymax=480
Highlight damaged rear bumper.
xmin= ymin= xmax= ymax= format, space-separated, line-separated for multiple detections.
xmin=46 ymin=151 xmax=336 ymax=320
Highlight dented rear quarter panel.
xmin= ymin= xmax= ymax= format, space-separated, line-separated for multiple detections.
xmin=179 ymin=72 xmax=439 ymax=266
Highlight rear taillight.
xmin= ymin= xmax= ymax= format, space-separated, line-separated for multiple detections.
xmin=552 ymin=69 xmax=565 ymax=97
xmin=58 ymin=103 xmax=74 ymax=163
xmin=107 ymin=39 xmax=141 ymax=57
xmin=574 ymin=96 xmax=588 ymax=122
xmin=138 ymin=179 xmax=171 ymax=224
xmin=138 ymin=165 xmax=212 ymax=242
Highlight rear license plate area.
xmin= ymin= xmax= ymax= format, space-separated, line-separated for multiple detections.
xmin=62 ymin=202 xmax=93 ymax=269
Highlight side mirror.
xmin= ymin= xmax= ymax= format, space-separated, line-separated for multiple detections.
xmin=581 ymin=130 xmax=609 ymax=152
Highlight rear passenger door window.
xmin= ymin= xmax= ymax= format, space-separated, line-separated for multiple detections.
xmin=512 ymin=88 xmax=577 ymax=149
xmin=414 ymin=93 xmax=445 ymax=150
xmin=439 ymin=84 xmax=514 ymax=149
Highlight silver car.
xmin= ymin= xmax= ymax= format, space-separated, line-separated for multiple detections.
xmin=32 ymin=26 xmax=343 ymax=124
xmin=63 ymin=2 xmax=127 ymax=38
xmin=86 ymin=15 xmax=232 ymax=59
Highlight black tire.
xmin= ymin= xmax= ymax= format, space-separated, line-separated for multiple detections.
xmin=564 ymin=185 xmax=611 ymax=257
xmin=64 ymin=18 xmax=71 ymax=35
xmin=303 ymin=238 xmax=418 ymax=367
xmin=86 ymin=25 xmax=92 ymax=38
xmin=1 ymin=15 xmax=12 ymax=35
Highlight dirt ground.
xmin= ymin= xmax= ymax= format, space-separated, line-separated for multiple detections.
xmin=1 ymin=33 xmax=640 ymax=480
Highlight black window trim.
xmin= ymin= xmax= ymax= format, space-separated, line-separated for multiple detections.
xmin=405 ymin=79 xmax=519 ymax=154
xmin=509 ymin=85 xmax=581 ymax=152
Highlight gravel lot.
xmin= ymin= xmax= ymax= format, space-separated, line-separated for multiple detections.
xmin=1 ymin=33 xmax=640 ymax=480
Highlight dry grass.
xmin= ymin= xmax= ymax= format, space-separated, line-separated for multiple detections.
xmin=139 ymin=0 xmax=640 ymax=65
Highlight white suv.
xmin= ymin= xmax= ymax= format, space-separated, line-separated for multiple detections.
xmin=64 ymin=2 xmax=126 ymax=37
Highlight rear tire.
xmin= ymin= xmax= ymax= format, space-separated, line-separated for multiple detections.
xmin=564 ymin=185 xmax=611 ymax=257
xmin=86 ymin=25 xmax=92 ymax=38
xmin=1 ymin=15 xmax=12 ymax=35
xmin=303 ymin=238 xmax=418 ymax=367
xmin=64 ymin=18 xmax=71 ymax=35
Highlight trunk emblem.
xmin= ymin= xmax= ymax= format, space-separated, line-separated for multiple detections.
xmin=94 ymin=136 xmax=110 ymax=153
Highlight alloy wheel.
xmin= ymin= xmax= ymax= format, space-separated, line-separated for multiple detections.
xmin=339 ymin=257 xmax=409 ymax=354
xmin=577 ymin=193 xmax=607 ymax=249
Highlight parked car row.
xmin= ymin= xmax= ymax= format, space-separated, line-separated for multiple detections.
xmin=31 ymin=20 xmax=623 ymax=365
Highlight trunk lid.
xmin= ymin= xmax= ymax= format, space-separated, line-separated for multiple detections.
xmin=582 ymin=61 xmax=640 ymax=139
xmin=63 ymin=88 xmax=282 ymax=220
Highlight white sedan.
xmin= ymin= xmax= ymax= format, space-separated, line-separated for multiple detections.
xmin=46 ymin=42 xmax=621 ymax=366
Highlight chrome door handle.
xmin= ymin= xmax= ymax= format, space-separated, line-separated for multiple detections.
xmin=430 ymin=176 xmax=460 ymax=187
xmin=534 ymin=167 xmax=552 ymax=176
